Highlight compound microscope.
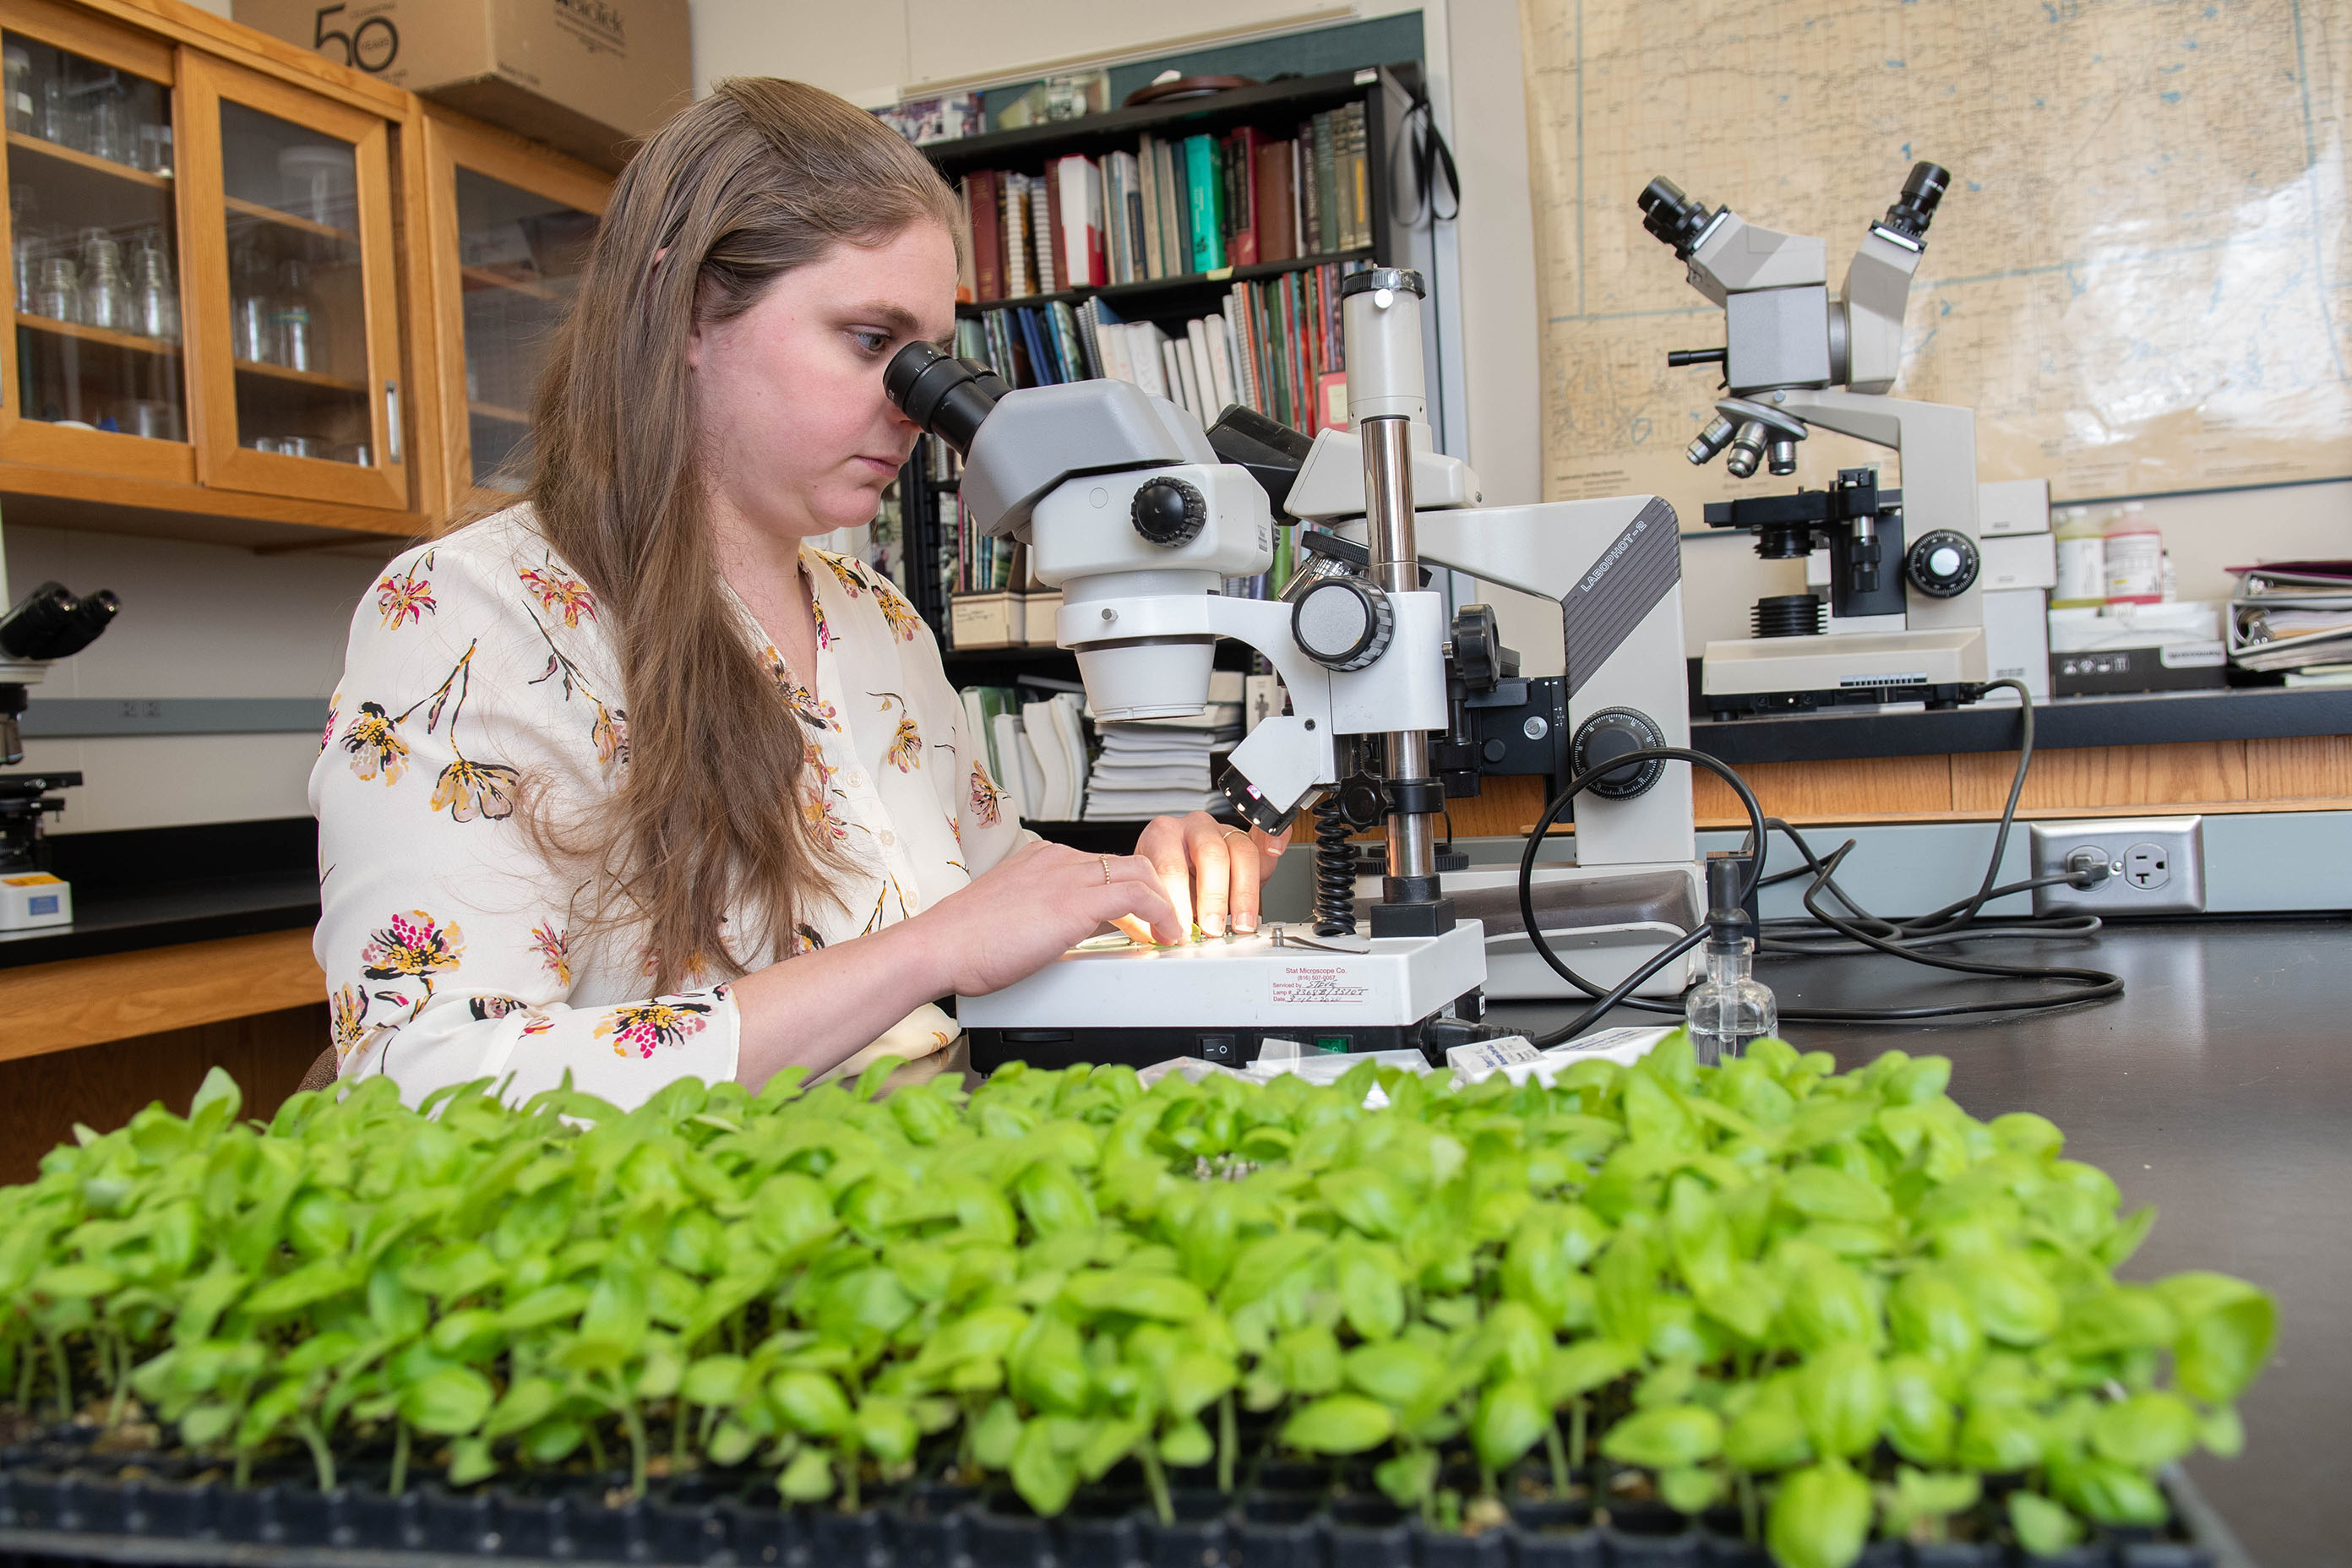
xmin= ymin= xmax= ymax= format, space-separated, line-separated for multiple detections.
xmin=0 ymin=547 xmax=117 ymax=930
xmin=886 ymin=270 xmax=1707 ymax=1069
xmin=1639 ymin=161 xmax=1999 ymax=719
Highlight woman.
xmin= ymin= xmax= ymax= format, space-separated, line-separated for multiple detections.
xmin=311 ymin=79 xmax=1285 ymax=1106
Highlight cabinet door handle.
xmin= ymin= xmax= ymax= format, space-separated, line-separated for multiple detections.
xmin=384 ymin=381 xmax=402 ymax=463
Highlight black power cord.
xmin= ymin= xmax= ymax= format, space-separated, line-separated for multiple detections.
xmin=1514 ymin=747 xmax=1768 ymax=1047
xmin=1510 ymin=680 xmax=2124 ymax=1037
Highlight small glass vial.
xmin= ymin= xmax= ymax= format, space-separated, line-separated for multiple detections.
xmin=1684 ymin=855 xmax=1777 ymax=1066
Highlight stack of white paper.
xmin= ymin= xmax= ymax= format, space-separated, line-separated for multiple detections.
xmin=1081 ymin=720 xmax=1238 ymax=819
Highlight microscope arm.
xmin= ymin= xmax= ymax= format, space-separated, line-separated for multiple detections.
xmin=1772 ymin=388 xmax=1983 ymax=634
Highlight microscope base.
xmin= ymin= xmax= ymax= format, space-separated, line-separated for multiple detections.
xmin=1701 ymin=627 xmax=1989 ymax=718
xmin=958 ymin=920 xmax=1487 ymax=1074
xmin=1429 ymin=863 xmax=1703 ymax=1000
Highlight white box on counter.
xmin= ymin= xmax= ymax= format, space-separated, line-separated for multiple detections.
xmin=1981 ymin=588 xmax=2051 ymax=704
xmin=1977 ymin=478 xmax=2052 ymax=536
xmin=1981 ymin=531 xmax=2058 ymax=592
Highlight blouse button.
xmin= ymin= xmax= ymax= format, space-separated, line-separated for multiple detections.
xmin=879 ymin=828 xmax=897 ymax=847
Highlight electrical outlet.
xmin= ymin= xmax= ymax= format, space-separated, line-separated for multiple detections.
xmin=2028 ymin=817 xmax=2205 ymax=917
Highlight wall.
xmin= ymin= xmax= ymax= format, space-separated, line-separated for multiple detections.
xmin=4 ymin=524 xmax=379 ymax=835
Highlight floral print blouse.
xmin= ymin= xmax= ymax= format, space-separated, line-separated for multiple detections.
xmin=311 ymin=504 xmax=1028 ymax=1108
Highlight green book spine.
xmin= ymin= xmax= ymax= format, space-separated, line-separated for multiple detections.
xmin=1184 ymin=135 xmax=1225 ymax=271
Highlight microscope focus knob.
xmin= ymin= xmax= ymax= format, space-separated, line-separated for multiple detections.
xmin=1905 ymin=530 xmax=1980 ymax=598
xmin=1571 ymin=707 xmax=1667 ymax=800
xmin=1130 ymin=476 xmax=1207 ymax=547
xmin=1293 ymin=577 xmax=1392 ymax=671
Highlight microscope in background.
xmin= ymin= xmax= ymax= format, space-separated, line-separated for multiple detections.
xmin=1 ymin=574 xmax=118 ymax=929
xmin=1640 ymin=161 xmax=1996 ymax=718
xmin=888 ymin=270 xmax=1706 ymax=1065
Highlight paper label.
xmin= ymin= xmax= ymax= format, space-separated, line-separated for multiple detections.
xmin=1271 ymin=964 xmax=1370 ymax=1007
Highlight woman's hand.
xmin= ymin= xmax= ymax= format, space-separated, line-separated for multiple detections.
xmin=1136 ymin=811 xmax=1291 ymax=939
xmin=909 ymin=838 xmax=1185 ymax=997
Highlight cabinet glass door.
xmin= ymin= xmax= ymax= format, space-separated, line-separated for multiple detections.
xmin=182 ymin=52 xmax=406 ymax=509
xmin=422 ymin=113 xmax=604 ymax=512
xmin=0 ymin=1 xmax=190 ymax=480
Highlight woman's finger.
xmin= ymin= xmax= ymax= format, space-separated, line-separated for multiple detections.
xmin=1251 ymin=825 xmax=1289 ymax=867
xmin=1181 ymin=813 xmax=1235 ymax=936
xmin=1105 ymin=853 xmax=1185 ymax=945
xmin=1136 ymin=817 xmax=1196 ymax=939
xmin=1222 ymin=825 xmax=1266 ymax=934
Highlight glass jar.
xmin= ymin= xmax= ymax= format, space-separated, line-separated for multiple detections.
xmin=80 ymin=231 xmax=128 ymax=333
xmin=231 ymin=246 xmax=274 ymax=362
xmin=10 ymin=186 xmax=44 ymax=308
xmin=88 ymin=76 xmax=133 ymax=166
xmin=38 ymin=69 xmax=85 ymax=151
xmin=34 ymin=254 xmax=80 ymax=324
xmin=129 ymin=231 xmax=177 ymax=340
xmin=273 ymin=258 xmax=313 ymax=372
xmin=3 ymin=45 xmax=34 ymax=135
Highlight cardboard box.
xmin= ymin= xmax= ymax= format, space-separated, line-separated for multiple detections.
xmin=1977 ymin=478 xmax=2051 ymax=536
xmin=950 ymin=592 xmax=1024 ymax=650
xmin=1980 ymin=531 xmax=2057 ymax=593
xmin=1021 ymin=592 xmax=1063 ymax=648
xmin=232 ymin=0 xmax=688 ymax=171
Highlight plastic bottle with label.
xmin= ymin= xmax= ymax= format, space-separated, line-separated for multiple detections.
xmin=2104 ymin=502 xmax=2163 ymax=606
xmin=2051 ymin=505 xmax=2107 ymax=608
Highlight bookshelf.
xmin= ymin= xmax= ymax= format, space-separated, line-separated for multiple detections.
xmin=891 ymin=65 xmax=1429 ymax=840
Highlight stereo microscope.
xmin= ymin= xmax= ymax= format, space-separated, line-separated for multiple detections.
xmin=887 ymin=271 xmax=1704 ymax=1066
xmin=1639 ymin=161 xmax=1996 ymax=717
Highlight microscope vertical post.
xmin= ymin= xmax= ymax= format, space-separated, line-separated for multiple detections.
xmin=1342 ymin=269 xmax=1451 ymax=934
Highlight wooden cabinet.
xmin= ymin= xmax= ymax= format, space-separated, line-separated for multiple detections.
xmin=0 ymin=0 xmax=606 ymax=548
xmin=179 ymin=50 xmax=409 ymax=510
xmin=414 ymin=107 xmax=605 ymax=518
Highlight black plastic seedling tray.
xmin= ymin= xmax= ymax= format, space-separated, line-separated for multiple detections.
xmin=0 ymin=1453 xmax=2243 ymax=1568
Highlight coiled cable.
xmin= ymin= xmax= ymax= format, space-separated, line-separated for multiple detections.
xmin=1311 ymin=795 xmax=1358 ymax=937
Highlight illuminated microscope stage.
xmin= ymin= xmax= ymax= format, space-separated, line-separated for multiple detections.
xmin=956 ymin=920 xmax=1488 ymax=1073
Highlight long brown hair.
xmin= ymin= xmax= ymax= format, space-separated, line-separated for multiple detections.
xmin=526 ymin=78 xmax=959 ymax=991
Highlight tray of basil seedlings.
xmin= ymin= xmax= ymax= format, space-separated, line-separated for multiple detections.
xmin=0 ymin=1036 xmax=2273 ymax=1568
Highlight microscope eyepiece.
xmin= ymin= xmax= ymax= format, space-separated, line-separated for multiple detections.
xmin=882 ymin=340 xmax=1010 ymax=457
xmin=1637 ymin=177 xmax=1713 ymax=259
xmin=1881 ymin=161 xmax=1951 ymax=241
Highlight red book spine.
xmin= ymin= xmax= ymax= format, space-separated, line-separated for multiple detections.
xmin=1044 ymin=163 xmax=1068 ymax=293
xmin=969 ymin=170 xmax=1003 ymax=302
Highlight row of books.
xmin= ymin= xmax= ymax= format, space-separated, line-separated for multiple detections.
xmin=958 ymin=686 xmax=1094 ymax=822
xmin=954 ymin=259 xmax=1369 ymax=439
xmin=958 ymin=103 xmax=1375 ymax=302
